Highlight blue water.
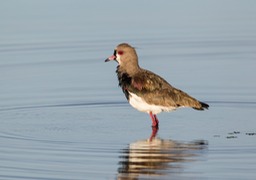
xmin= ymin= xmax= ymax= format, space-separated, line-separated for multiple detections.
xmin=1 ymin=1 xmax=256 ymax=179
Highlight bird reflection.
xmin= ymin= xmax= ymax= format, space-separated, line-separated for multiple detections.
xmin=117 ymin=128 xmax=207 ymax=180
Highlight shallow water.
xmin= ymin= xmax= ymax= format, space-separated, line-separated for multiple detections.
xmin=1 ymin=1 xmax=256 ymax=180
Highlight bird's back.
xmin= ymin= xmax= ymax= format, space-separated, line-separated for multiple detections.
xmin=117 ymin=67 xmax=208 ymax=110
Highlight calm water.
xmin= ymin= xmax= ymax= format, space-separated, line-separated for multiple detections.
xmin=1 ymin=1 xmax=256 ymax=179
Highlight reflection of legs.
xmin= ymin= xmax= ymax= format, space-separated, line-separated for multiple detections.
xmin=149 ymin=112 xmax=159 ymax=127
xmin=149 ymin=126 xmax=159 ymax=141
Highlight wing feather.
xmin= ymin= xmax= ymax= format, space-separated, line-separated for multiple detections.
xmin=128 ymin=70 xmax=204 ymax=109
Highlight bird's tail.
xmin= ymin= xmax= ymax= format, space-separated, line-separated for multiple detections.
xmin=193 ymin=101 xmax=209 ymax=110
xmin=200 ymin=101 xmax=209 ymax=110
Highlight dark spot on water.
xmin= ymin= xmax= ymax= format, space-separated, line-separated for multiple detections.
xmin=213 ymin=135 xmax=221 ymax=138
xmin=228 ymin=131 xmax=240 ymax=135
xmin=223 ymin=131 xmax=256 ymax=139
xmin=226 ymin=136 xmax=238 ymax=139
xmin=245 ymin=132 xmax=256 ymax=136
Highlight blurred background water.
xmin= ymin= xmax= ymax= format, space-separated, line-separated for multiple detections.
xmin=1 ymin=0 xmax=256 ymax=179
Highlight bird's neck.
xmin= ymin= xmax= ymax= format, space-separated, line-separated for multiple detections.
xmin=118 ymin=63 xmax=141 ymax=76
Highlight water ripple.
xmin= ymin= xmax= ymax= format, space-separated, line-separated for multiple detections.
xmin=0 ymin=101 xmax=128 ymax=112
xmin=1 ymin=100 xmax=256 ymax=112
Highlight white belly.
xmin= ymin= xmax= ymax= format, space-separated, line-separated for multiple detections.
xmin=128 ymin=92 xmax=176 ymax=114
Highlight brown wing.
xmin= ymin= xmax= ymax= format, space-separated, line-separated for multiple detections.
xmin=128 ymin=69 xmax=207 ymax=110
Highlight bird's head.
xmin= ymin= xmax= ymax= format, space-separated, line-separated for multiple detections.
xmin=105 ymin=43 xmax=140 ymax=73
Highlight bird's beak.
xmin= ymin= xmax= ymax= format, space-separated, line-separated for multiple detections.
xmin=105 ymin=55 xmax=116 ymax=62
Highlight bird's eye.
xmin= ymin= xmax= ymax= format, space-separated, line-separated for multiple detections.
xmin=117 ymin=51 xmax=124 ymax=55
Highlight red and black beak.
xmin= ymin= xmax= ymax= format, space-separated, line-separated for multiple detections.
xmin=105 ymin=50 xmax=117 ymax=62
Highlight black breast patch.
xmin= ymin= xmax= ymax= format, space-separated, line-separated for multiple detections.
xmin=116 ymin=66 xmax=131 ymax=100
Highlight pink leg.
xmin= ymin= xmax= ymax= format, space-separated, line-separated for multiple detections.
xmin=149 ymin=112 xmax=159 ymax=127
xmin=153 ymin=114 xmax=159 ymax=126
xmin=149 ymin=126 xmax=159 ymax=141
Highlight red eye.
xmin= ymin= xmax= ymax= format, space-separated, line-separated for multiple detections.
xmin=117 ymin=51 xmax=124 ymax=55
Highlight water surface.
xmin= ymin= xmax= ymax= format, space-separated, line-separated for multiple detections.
xmin=1 ymin=1 xmax=256 ymax=179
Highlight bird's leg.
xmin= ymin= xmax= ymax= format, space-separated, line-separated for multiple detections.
xmin=149 ymin=126 xmax=159 ymax=141
xmin=149 ymin=112 xmax=159 ymax=128
xmin=153 ymin=114 xmax=159 ymax=126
